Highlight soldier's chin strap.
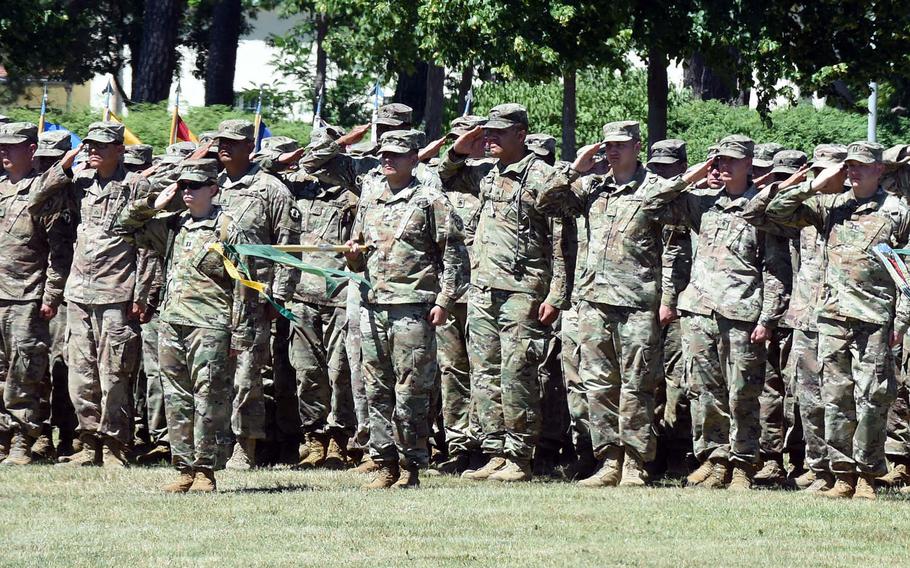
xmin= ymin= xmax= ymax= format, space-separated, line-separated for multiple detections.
xmin=873 ymin=244 xmax=910 ymax=299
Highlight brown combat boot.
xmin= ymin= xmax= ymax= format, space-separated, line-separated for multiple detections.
xmin=323 ymin=434 xmax=348 ymax=470
xmin=700 ymin=459 xmax=730 ymax=489
xmin=161 ymin=468 xmax=196 ymax=493
xmin=753 ymin=455 xmax=785 ymax=486
xmin=57 ymin=436 xmax=102 ymax=467
xmin=728 ymin=462 xmax=754 ymax=491
xmin=853 ymin=474 xmax=877 ymax=501
xmin=351 ymin=456 xmax=380 ymax=474
xmin=298 ymin=433 xmax=329 ymax=469
xmin=793 ymin=469 xmax=816 ymax=490
xmin=686 ymin=460 xmax=714 ymax=486
xmin=461 ymin=455 xmax=507 ymax=480
xmin=877 ymin=463 xmax=909 ymax=488
xmin=489 ymin=458 xmax=533 ymax=482
xmin=578 ymin=447 xmax=624 ymax=488
xmin=805 ymin=471 xmax=834 ymax=493
xmin=226 ymin=437 xmax=256 ymax=470
xmin=102 ymin=439 xmax=129 ymax=468
xmin=190 ymin=468 xmax=217 ymax=493
xmin=2 ymin=431 xmax=34 ymax=466
xmin=392 ymin=464 xmax=420 ymax=489
xmin=31 ymin=431 xmax=56 ymax=462
xmin=619 ymin=451 xmax=647 ymax=487
xmin=822 ymin=473 xmax=856 ymax=499
xmin=428 ymin=453 xmax=470 ymax=476
xmin=363 ymin=462 xmax=400 ymax=489
xmin=0 ymin=430 xmax=11 ymax=463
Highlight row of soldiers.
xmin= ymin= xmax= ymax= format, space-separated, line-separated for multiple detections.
xmin=1 ymin=104 xmax=910 ymax=497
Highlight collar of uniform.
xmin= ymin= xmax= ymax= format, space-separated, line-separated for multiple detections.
xmin=850 ymin=186 xmax=886 ymax=213
xmin=218 ymin=163 xmax=261 ymax=190
xmin=90 ymin=163 xmax=128 ymax=185
xmin=498 ymin=152 xmax=536 ymax=178
xmin=182 ymin=205 xmax=221 ymax=229
xmin=1 ymin=169 xmax=38 ymax=196
xmin=718 ymin=184 xmax=757 ymax=211
xmin=603 ymin=164 xmax=647 ymax=195
xmin=379 ymin=177 xmax=421 ymax=204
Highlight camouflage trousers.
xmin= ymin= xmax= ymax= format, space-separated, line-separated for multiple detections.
xmin=577 ymin=301 xmax=660 ymax=462
xmin=288 ymin=301 xmax=354 ymax=436
xmin=158 ymin=322 xmax=233 ymax=471
xmin=435 ymin=302 xmax=477 ymax=455
xmin=468 ymin=288 xmax=546 ymax=461
xmin=818 ymin=317 xmax=896 ymax=476
xmin=539 ymin=319 xmax=570 ymax=455
xmin=759 ymin=327 xmax=801 ymax=458
xmin=789 ymin=329 xmax=828 ymax=472
xmin=360 ymin=303 xmax=437 ymax=467
xmin=561 ymin=303 xmax=592 ymax=453
xmin=140 ymin=314 xmax=167 ymax=444
xmin=661 ymin=317 xmax=691 ymax=441
xmin=0 ymin=300 xmax=50 ymax=438
xmin=67 ymin=301 xmax=140 ymax=445
xmin=346 ymin=284 xmax=369 ymax=449
xmin=48 ymin=307 xmax=76 ymax=441
xmin=231 ymin=301 xmax=269 ymax=440
xmin=682 ymin=313 xmax=765 ymax=465
xmin=885 ymin=337 xmax=910 ymax=460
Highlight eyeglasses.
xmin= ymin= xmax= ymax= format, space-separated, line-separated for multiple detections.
xmin=181 ymin=181 xmax=212 ymax=191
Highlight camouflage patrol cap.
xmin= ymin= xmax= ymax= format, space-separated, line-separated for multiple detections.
xmin=258 ymin=135 xmax=298 ymax=155
xmin=166 ymin=141 xmax=197 ymax=157
xmin=602 ymin=121 xmax=641 ymax=143
xmin=84 ymin=121 xmax=124 ymax=144
xmin=449 ymin=115 xmax=487 ymax=138
xmin=378 ymin=129 xmax=424 ymax=154
xmin=307 ymin=127 xmax=341 ymax=149
xmin=525 ymin=134 xmax=557 ymax=158
xmin=0 ymin=122 xmax=39 ymax=145
xmin=845 ymin=141 xmax=884 ymax=164
xmin=810 ymin=144 xmax=848 ymax=169
xmin=648 ymin=139 xmax=687 ymax=165
xmin=123 ymin=144 xmax=153 ymax=166
xmin=752 ymin=142 xmax=785 ymax=168
xmin=34 ymin=130 xmax=72 ymax=158
xmin=375 ymin=103 xmax=413 ymax=127
xmin=197 ymin=131 xmax=218 ymax=145
xmin=706 ymin=144 xmax=720 ymax=159
xmin=177 ymin=158 xmax=220 ymax=184
xmin=715 ymin=135 xmax=754 ymax=160
xmin=884 ymin=144 xmax=910 ymax=164
xmin=485 ymin=103 xmax=529 ymax=130
xmin=770 ymin=149 xmax=808 ymax=175
xmin=215 ymin=119 xmax=254 ymax=141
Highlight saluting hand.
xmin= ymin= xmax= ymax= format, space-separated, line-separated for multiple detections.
xmin=570 ymin=143 xmax=604 ymax=174
xmin=60 ymin=143 xmax=83 ymax=171
xmin=154 ymin=182 xmax=179 ymax=210
xmin=419 ymin=137 xmax=447 ymax=162
xmin=452 ymin=126 xmax=484 ymax=156
xmin=812 ymin=163 xmax=848 ymax=194
xmin=682 ymin=157 xmax=714 ymax=186
xmin=336 ymin=124 xmax=371 ymax=148
xmin=779 ymin=164 xmax=810 ymax=189
xmin=278 ymin=147 xmax=306 ymax=165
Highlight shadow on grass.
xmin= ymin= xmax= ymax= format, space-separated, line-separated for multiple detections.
xmin=224 ymin=484 xmax=316 ymax=494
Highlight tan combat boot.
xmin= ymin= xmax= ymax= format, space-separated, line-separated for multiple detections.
xmin=323 ymin=434 xmax=348 ymax=470
xmin=57 ymin=436 xmax=102 ymax=467
xmin=793 ymin=469 xmax=816 ymax=490
xmin=0 ymin=430 xmax=11 ymax=463
xmin=428 ymin=453 xmax=470 ymax=476
xmin=805 ymin=471 xmax=834 ymax=493
xmin=619 ymin=451 xmax=647 ymax=487
xmin=877 ymin=463 xmax=909 ymax=488
xmin=190 ymin=468 xmax=217 ymax=493
xmin=822 ymin=473 xmax=856 ymax=499
xmin=753 ymin=456 xmax=785 ymax=485
xmin=578 ymin=447 xmax=624 ymax=488
xmin=363 ymin=462 xmax=400 ymax=489
xmin=226 ymin=437 xmax=256 ymax=470
xmin=392 ymin=464 xmax=420 ymax=489
xmin=351 ymin=456 xmax=380 ymax=474
xmin=31 ymin=433 xmax=56 ymax=462
xmin=728 ymin=462 xmax=754 ymax=491
xmin=461 ymin=455 xmax=507 ymax=480
xmin=298 ymin=433 xmax=328 ymax=469
xmin=853 ymin=474 xmax=877 ymax=501
xmin=102 ymin=439 xmax=129 ymax=468
xmin=700 ymin=459 xmax=730 ymax=489
xmin=161 ymin=468 xmax=196 ymax=493
xmin=2 ymin=431 xmax=34 ymax=466
xmin=489 ymin=458 xmax=533 ymax=482
xmin=686 ymin=460 xmax=714 ymax=486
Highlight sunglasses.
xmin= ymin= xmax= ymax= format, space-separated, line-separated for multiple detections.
xmin=181 ymin=181 xmax=213 ymax=191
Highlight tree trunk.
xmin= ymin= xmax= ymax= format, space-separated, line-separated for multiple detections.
xmin=423 ymin=64 xmax=445 ymax=139
xmin=684 ymin=51 xmax=751 ymax=104
xmin=132 ymin=0 xmax=186 ymax=103
xmin=204 ymin=0 xmax=242 ymax=106
xmin=393 ymin=62 xmax=428 ymax=125
xmin=647 ymin=45 xmax=668 ymax=149
xmin=456 ymin=66 xmax=473 ymax=115
xmin=312 ymin=11 xmax=328 ymax=114
xmin=561 ymin=69 xmax=577 ymax=161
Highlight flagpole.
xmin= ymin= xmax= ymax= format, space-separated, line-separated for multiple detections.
xmin=38 ymin=82 xmax=48 ymax=133
xmin=103 ymin=78 xmax=113 ymax=122
xmin=170 ymin=80 xmax=180 ymax=145
xmin=463 ymin=88 xmax=473 ymax=117
xmin=253 ymin=87 xmax=264 ymax=151
xmin=312 ymin=85 xmax=324 ymax=130
xmin=371 ymin=80 xmax=381 ymax=145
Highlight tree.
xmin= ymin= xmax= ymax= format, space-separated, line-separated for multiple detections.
xmin=132 ymin=0 xmax=187 ymax=103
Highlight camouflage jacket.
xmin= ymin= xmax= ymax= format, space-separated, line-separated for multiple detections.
xmin=116 ymin=201 xmax=253 ymax=349
xmin=643 ymin=183 xmax=790 ymax=326
xmin=438 ymin=150 xmax=573 ymax=307
xmin=766 ymin=182 xmax=910 ymax=332
xmin=348 ymin=177 xmax=469 ymax=310
xmin=216 ymin=164 xmax=301 ymax=304
xmin=0 ymin=163 xmax=74 ymax=308
xmin=538 ymin=165 xmax=684 ymax=310
xmin=661 ymin=224 xmax=693 ymax=309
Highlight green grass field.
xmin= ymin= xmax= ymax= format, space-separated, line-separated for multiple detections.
xmin=2 ymin=465 xmax=909 ymax=567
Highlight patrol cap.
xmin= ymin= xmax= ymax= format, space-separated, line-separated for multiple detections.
xmin=810 ymin=144 xmax=848 ymax=169
xmin=706 ymin=144 xmax=720 ymax=159
xmin=257 ymin=135 xmax=298 ymax=156
xmin=306 ymin=128 xmax=340 ymax=150
xmin=845 ymin=141 xmax=884 ymax=164
xmin=769 ymin=149 xmax=808 ymax=175
xmin=176 ymin=158 xmax=220 ymax=184
xmin=484 ymin=103 xmax=529 ymax=130
xmin=83 ymin=121 xmax=124 ymax=144
xmin=0 ymin=122 xmax=39 ymax=145
xmin=449 ymin=115 xmax=487 ymax=138
xmin=166 ymin=141 xmax=197 ymax=157
xmin=602 ymin=121 xmax=641 ymax=143
xmin=214 ymin=119 xmax=254 ymax=141
xmin=197 ymin=131 xmax=218 ymax=145
xmin=714 ymin=135 xmax=754 ymax=160
xmin=375 ymin=103 xmax=413 ymax=127
xmin=378 ymin=129 xmax=425 ymax=154
xmin=884 ymin=144 xmax=910 ymax=165
xmin=753 ymin=142 xmax=785 ymax=168
xmin=123 ymin=144 xmax=153 ymax=166
xmin=525 ymin=133 xmax=557 ymax=158
xmin=33 ymin=130 xmax=72 ymax=158
xmin=648 ymin=139 xmax=687 ymax=165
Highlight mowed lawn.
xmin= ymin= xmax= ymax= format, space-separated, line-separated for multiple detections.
xmin=2 ymin=466 xmax=910 ymax=567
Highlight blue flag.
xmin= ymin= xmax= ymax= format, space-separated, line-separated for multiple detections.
xmin=256 ymin=120 xmax=272 ymax=151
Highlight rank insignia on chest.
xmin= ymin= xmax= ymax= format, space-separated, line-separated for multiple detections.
xmin=184 ymin=240 xmax=193 ymax=251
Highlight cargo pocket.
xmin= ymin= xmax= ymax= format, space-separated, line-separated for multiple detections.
xmin=106 ymin=325 xmax=140 ymax=376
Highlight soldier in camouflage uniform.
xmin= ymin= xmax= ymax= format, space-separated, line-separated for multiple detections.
xmin=0 ymin=123 xmax=75 ymax=464
xmin=767 ymin=141 xmax=910 ymax=499
xmin=116 ymin=159 xmax=252 ymax=492
xmin=344 ymin=129 xmax=469 ymax=489
xmin=643 ymin=135 xmax=790 ymax=490
xmin=123 ymin=144 xmax=153 ymax=174
xmin=439 ymin=104 xmax=573 ymax=482
xmin=752 ymin=143 xmax=784 ymax=180
xmin=213 ymin=119 xmax=301 ymax=470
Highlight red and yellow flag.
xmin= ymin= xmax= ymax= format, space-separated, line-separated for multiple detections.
xmin=169 ymin=106 xmax=198 ymax=145
xmin=103 ymin=109 xmax=142 ymax=145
